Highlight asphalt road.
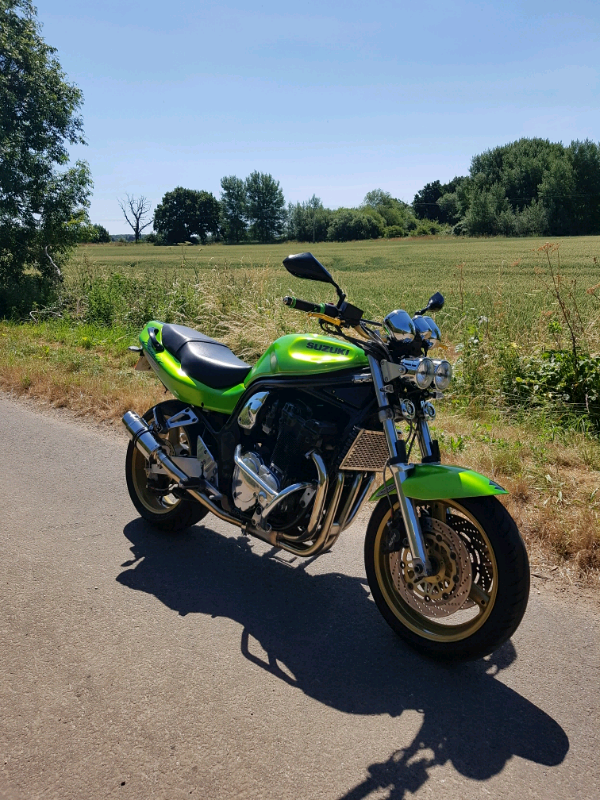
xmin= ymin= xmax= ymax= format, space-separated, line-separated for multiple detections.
xmin=1 ymin=395 xmax=598 ymax=800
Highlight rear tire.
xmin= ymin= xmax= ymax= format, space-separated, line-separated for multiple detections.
xmin=125 ymin=401 xmax=209 ymax=532
xmin=365 ymin=495 xmax=529 ymax=661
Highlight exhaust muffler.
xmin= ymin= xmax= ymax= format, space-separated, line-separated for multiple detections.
xmin=122 ymin=410 xmax=190 ymax=486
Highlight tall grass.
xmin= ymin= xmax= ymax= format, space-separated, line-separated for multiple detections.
xmin=58 ymin=257 xmax=302 ymax=361
xmin=23 ymin=239 xmax=600 ymax=429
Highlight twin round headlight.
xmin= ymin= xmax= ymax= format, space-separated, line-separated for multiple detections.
xmin=415 ymin=358 xmax=435 ymax=388
xmin=433 ymin=359 xmax=452 ymax=390
xmin=402 ymin=357 xmax=452 ymax=389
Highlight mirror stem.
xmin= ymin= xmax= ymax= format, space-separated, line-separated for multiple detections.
xmin=334 ymin=283 xmax=346 ymax=306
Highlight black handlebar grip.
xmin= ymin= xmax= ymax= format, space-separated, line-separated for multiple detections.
xmin=283 ymin=296 xmax=326 ymax=314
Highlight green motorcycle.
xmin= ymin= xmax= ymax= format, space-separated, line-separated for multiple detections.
xmin=123 ymin=252 xmax=529 ymax=661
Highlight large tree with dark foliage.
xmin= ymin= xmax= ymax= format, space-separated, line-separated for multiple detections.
xmin=458 ymin=138 xmax=600 ymax=236
xmin=413 ymin=178 xmax=465 ymax=224
xmin=220 ymin=175 xmax=247 ymax=243
xmin=154 ymin=187 xmax=220 ymax=244
xmin=0 ymin=0 xmax=91 ymax=311
xmin=245 ymin=171 xmax=286 ymax=242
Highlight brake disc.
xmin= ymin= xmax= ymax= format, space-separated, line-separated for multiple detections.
xmin=389 ymin=516 xmax=472 ymax=618
xmin=446 ymin=513 xmax=494 ymax=608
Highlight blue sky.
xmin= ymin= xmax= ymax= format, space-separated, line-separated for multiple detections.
xmin=39 ymin=0 xmax=600 ymax=232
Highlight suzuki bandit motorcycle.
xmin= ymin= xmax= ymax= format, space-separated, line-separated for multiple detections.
xmin=123 ymin=252 xmax=529 ymax=661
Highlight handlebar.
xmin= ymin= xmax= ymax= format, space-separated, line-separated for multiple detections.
xmin=283 ymin=296 xmax=340 ymax=318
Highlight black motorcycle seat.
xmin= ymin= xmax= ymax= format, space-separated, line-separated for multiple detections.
xmin=161 ymin=323 xmax=251 ymax=389
xmin=161 ymin=323 xmax=221 ymax=353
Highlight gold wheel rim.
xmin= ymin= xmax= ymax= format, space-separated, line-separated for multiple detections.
xmin=130 ymin=427 xmax=190 ymax=515
xmin=374 ymin=500 xmax=498 ymax=643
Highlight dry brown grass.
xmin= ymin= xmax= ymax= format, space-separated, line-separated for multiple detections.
xmin=0 ymin=360 xmax=164 ymax=422
xmin=436 ymin=410 xmax=600 ymax=583
xmin=0 ymin=324 xmax=165 ymax=423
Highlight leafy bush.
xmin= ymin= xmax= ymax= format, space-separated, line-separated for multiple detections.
xmin=451 ymin=322 xmax=496 ymax=409
xmin=384 ymin=225 xmax=406 ymax=238
xmin=500 ymin=348 xmax=600 ymax=429
xmin=411 ymin=219 xmax=448 ymax=236
xmin=0 ymin=275 xmax=59 ymax=319
xmin=327 ymin=209 xmax=383 ymax=241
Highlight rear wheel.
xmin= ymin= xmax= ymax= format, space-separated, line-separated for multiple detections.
xmin=365 ymin=495 xmax=529 ymax=661
xmin=125 ymin=401 xmax=208 ymax=532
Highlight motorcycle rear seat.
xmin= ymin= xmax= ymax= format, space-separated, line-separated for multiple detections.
xmin=161 ymin=323 xmax=251 ymax=389
xmin=161 ymin=323 xmax=221 ymax=352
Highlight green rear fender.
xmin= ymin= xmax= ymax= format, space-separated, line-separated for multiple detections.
xmin=370 ymin=464 xmax=508 ymax=502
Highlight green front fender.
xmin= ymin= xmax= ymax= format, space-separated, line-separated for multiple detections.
xmin=370 ymin=464 xmax=508 ymax=502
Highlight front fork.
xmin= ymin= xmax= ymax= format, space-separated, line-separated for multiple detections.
xmin=368 ymin=356 xmax=433 ymax=576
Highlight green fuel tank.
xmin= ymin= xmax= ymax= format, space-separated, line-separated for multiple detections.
xmin=246 ymin=333 xmax=369 ymax=383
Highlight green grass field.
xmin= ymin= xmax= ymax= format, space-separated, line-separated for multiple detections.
xmin=77 ymin=236 xmax=600 ymax=348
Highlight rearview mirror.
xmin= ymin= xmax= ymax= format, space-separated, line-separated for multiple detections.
xmin=427 ymin=292 xmax=445 ymax=311
xmin=416 ymin=292 xmax=445 ymax=316
xmin=283 ymin=252 xmax=335 ymax=284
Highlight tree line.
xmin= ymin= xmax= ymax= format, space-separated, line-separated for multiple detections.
xmin=413 ymin=138 xmax=600 ymax=237
xmin=4 ymin=0 xmax=600 ymax=319
xmin=142 ymin=182 xmax=441 ymax=246
xmin=138 ymin=137 xmax=600 ymax=246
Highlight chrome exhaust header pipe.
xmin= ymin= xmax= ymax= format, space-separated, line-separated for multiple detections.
xmin=275 ymin=471 xmax=345 ymax=557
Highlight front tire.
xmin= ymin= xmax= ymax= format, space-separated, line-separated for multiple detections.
xmin=125 ymin=401 xmax=209 ymax=532
xmin=365 ymin=496 xmax=529 ymax=661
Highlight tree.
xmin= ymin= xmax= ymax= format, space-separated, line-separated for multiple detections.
xmin=286 ymin=196 xmax=330 ymax=242
xmin=462 ymin=180 xmax=513 ymax=236
xmin=79 ymin=223 xmax=110 ymax=243
xmin=153 ymin=187 xmax=220 ymax=244
xmin=363 ymin=189 xmax=396 ymax=211
xmin=245 ymin=171 xmax=286 ymax=242
xmin=76 ymin=219 xmax=110 ymax=243
xmin=118 ymin=194 xmax=152 ymax=243
xmin=362 ymin=189 xmax=417 ymax=234
xmin=568 ymin=140 xmax=600 ymax=235
xmin=305 ymin=195 xmax=326 ymax=243
xmin=93 ymin=223 xmax=110 ymax=243
xmin=413 ymin=178 xmax=465 ymax=223
xmin=327 ymin=209 xmax=384 ymax=242
xmin=0 ymin=0 xmax=91 ymax=309
xmin=220 ymin=175 xmax=247 ymax=243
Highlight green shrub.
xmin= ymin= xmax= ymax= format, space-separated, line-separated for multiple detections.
xmin=500 ymin=348 xmax=600 ymax=430
xmin=384 ymin=225 xmax=406 ymax=238
xmin=0 ymin=275 xmax=59 ymax=320
xmin=411 ymin=219 xmax=448 ymax=236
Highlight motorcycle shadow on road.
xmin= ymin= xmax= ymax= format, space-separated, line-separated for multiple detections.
xmin=118 ymin=519 xmax=568 ymax=796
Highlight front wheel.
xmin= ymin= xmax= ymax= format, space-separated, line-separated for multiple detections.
xmin=365 ymin=496 xmax=529 ymax=661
